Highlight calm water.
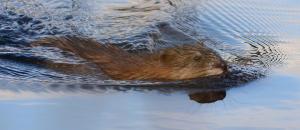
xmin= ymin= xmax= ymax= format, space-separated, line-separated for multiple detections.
xmin=0 ymin=0 xmax=299 ymax=130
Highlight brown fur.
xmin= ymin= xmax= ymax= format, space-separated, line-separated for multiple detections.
xmin=31 ymin=36 xmax=227 ymax=81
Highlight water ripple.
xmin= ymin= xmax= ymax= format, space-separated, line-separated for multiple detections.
xmin=0 ymin=0 xmax=289 ymax=89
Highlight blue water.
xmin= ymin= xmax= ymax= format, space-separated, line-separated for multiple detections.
xmin=0 ymin=0 xmax=299 ymax=130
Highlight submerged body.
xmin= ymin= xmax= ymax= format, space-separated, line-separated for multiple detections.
xmin=31 ymin=36 xmax=227 ymax=81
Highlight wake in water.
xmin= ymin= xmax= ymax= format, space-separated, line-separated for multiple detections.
xmin=0 ymin=0 xmax=286 ymax=89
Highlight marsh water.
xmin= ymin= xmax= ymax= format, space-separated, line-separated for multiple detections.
xmin=0 ymin=0 xmax=299 ymax=129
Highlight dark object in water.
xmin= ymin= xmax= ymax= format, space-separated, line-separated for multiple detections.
xmin=31 ymin=36 xmax=227 ymax=81
xmin=189 ymin=90 xmax=226 ymax=103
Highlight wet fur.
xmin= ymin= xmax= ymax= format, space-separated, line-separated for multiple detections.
xmin=31 ymin=36 xmax=226 ymax=81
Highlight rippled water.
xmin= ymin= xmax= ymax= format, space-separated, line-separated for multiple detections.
xmin=0 ymin=0 xmax=299 ymax=130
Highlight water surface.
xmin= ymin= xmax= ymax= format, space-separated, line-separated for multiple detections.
xmin=0 ymin=0 xmax=299 ymax=130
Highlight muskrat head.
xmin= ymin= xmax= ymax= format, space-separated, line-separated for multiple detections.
xmin=159 ymin=43 xmax=227 ymax=80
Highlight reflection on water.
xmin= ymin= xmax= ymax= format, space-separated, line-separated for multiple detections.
xmin=1 ymin=75 xmax=300 ymax=130
xmin=189 ymin=90 xmax=226 ymax=104
xmin=0 ymin=0 xmax=299 ymax=130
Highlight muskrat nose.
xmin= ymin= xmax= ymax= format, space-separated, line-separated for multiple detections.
xmin=221 ymin=62 xmax=228 ymax=73
xmin=222 ymin=63 xmax=228 ymax=73
xmin=215 ymin=61 xmax=228 ymax=73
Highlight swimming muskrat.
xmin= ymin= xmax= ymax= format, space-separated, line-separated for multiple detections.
xmin=31 ymin=36 xmax=227 ymax=81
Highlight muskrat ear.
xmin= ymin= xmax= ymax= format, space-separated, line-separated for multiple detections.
xmin=193 ymin=52 xmax=203 ymax=61
xmin=159 ymin=49 xmax=178 ymax=65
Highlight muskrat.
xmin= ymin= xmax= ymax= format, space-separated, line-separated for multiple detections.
xmin=31 ymin=36 xmax=227 ymax=81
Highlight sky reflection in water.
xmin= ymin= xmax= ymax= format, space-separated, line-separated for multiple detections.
xmin=0 ymin=0 xmax=299 ymax=130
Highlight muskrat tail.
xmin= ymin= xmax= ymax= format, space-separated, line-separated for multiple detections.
xmin=0 ymin=52 xmax=97 ymax=75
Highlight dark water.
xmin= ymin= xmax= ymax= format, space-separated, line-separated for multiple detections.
xmin=0 ymin=0 xmax=299 ymax=129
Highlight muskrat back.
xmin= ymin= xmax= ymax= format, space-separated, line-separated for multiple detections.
xmin=31 ymin=36 xmax=227 ymax=81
